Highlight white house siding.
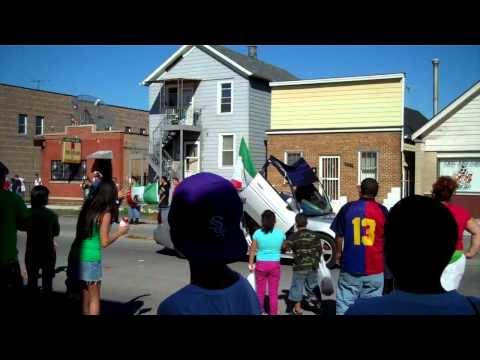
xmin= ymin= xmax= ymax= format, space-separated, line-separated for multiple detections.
xmin=249 ymin=78 xmax=271 ymax=171
xmin=424 ymin=91 xmax=480 ymax=152
xmin=154 ymin=46 xmax=250 ymax=179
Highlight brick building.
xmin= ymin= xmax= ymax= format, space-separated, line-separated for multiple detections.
xmin=267 ymin=74 xmax=426 ymax=211
xmin=0 ymin=83 xmax=149 ymax=199
xmin=36 ymin=125 xmax=148 ymax=203
xmin=0 ymin=83 xmax=148 ymax=181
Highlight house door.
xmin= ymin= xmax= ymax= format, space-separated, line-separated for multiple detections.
xmin=184 ymin=141 xmax=200 ymax=178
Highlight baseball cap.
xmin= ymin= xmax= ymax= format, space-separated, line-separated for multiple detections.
xmin=168 ymin=172 xmax=247 ymax=265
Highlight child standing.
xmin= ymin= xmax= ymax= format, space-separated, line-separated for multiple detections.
xmin=284 ymin=213 xmax=323 ymax=315
xmin=25 ymin=186 xmax=60 ymax=294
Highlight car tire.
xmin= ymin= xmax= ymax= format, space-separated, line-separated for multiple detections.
xmin=316 ymin=233 xmax=336 ymax=269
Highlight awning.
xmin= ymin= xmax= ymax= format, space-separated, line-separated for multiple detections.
xmin=87 ymin=150 xmax=113 ymax=160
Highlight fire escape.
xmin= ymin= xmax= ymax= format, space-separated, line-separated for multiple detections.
xmin=149 ymin=78 xmax=202 ymax=180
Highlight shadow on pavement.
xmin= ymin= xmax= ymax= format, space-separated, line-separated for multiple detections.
xmin=1 ymin=291 xmax=152 ymax=316
xmin=156 ymin=248 xmax=186 ymax=259
xmin=279 ymin=289 xmax=336 ymax=316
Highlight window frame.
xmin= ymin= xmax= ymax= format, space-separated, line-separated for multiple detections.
xmin=18 ymin=114 xmax=28 ymax=135
xmin=284 ymin=151 xmax=303 ymax=166
xmin=319 ymin=155 xmax=341 ymax=200
xmin=217 ymin=80 xmax=234 ymax=115
xmin=35 ymin=116 xmax=44 ymax=136
xmin=218 ymin=133 xmax=236 ymax=169
xmin=51 ymin=160 xmax=87 ymax=181
xmin=358 ymin=151 xmax=379 ymax=185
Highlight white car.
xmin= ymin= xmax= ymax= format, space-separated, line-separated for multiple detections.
xmin=154 ymin=156 xmax=337 ymax=268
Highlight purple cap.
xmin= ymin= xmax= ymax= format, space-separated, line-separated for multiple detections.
xmin=168 ymin=172 xmax=247 ymax=265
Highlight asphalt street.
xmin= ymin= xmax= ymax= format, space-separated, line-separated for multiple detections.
xmin=15 ymin=216 xmax=480 ymax=315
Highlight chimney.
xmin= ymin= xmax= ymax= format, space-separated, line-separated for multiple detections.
xmin=248 ymin=45 xmax=257 ymax=58
xmin=432 ymin=58 xmax=440 ymax=116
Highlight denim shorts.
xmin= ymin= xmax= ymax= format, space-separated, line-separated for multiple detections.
xmin=69 ymin=261 xmax=102 ymax=283
xmin=288 ymin=270 xmax=319 ymax=303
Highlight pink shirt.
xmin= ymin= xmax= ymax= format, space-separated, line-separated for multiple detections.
xmin=444 ymin=202 xmax=471 ymax=251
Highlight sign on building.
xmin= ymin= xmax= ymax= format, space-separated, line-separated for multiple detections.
xmin=62 ymin=137 xmax=82 ymax=164
xmin=438 ymin=159 xmax=480 ymax=193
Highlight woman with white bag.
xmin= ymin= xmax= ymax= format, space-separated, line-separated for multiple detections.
xmin=283 ymin=213 xmax=332 ymax=315
xmin=432 ymin=177 xmax=480 ymax=291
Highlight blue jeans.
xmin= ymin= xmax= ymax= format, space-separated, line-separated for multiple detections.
xmin=336 ymin=271 xmax=384 ymax=315
xmin=128 ymin=207 xmax=140 ymax=221
xmin=288 ymin=270 xmax=318 ymax=303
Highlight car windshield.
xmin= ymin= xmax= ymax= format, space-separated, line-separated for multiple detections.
xmin=295 ymin=183 xmax=333 ymax=216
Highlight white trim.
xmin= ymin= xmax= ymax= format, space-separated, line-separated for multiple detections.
xmin=184 ymin=140 xmax=201 ymax=178
xmin=218 ymin=133 xmax=236 ymax=169
xmin=437 ymin=153 xmax=480 ymax=158
xmin=358 ymin=151 xmax=379 ymax=185
xmin=203 ymin=45 xmax=253 ymax=77
xmin=217 ymin=80 xmax=234 ymax=115
xmin=319 ymin=156 xmax=341 ymax=200
xmin=284 ymin=150 xmax=303 ymax=165
xmin=412 ymin=81 xmax=480 ymax=140
xmin=400 ymin=76 xmax=405 ymax=197
xmin=142 ymin=45 xmax=254 ymax=86
xmin=142 ymin=45 xmax=191 ymax=85
xmin=270 ymin=73 xmax=405 ymax=87
xmin=35 ymin=116 xmax=44 ymax=136
xmin=182 ymin=47 xmax=195 ymax=58
xmin=18 ymin=114 xmax=28 ymax=135
xmin=266 ymin=127 xmax=403 ymax=135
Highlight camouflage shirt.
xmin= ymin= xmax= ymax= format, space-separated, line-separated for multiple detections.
xmin=286 ymin=229 xmax=323 ymax=272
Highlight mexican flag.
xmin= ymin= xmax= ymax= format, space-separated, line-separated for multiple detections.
xmin=231 ymin=137 xmax=257 ymax=190
xmin=129 ymin=182 xmax=159 ymax=205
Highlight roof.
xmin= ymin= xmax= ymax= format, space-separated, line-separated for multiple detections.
xmin=142 ymin=45 xmax=298 ymax=85
xmin=0 ymin=82 xmax=148 ymax=113
xmin=206 ymin=45 xmax=298 ymax=82
xmin=412 ymin=80 xmax=480 ymax=140
xmin=270 ymin=73 xmax=405 ymax=87
xmin=404 ymin=107 xmax=429 ymax=138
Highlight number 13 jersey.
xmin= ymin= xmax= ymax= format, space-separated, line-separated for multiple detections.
xmin=330 ymin=198 xmax=388 ymax=276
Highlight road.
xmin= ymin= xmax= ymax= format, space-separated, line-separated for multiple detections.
xmin=15 ymin=216 xmax=480 ymax=315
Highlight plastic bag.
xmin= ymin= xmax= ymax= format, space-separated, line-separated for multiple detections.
xmin=247 ymin=272 xmax=256 ymax=291
xmin=317 ymin=256 xmax=334 ymax=296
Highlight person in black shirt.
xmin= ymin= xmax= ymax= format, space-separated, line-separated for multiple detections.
xmin=158 ymin=176 xmax=170 ymax=224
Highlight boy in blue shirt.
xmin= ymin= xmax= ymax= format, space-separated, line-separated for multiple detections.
xmin=157 ymin=172 xmax=260 ymax=315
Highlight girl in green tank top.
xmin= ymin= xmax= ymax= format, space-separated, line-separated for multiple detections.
xmin=66 ymin=175 xmax=129 ymax=315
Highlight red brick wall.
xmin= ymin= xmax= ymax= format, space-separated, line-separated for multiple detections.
xmin=267 ymin=131 xmax=402 ymax=203
xmin=41 ymin=126 xmax=125 ymax=201
xmin=0 ymin=84 xmax=147 ymax=183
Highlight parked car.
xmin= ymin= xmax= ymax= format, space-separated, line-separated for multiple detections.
xmin=154 ymin=156 xmax=337 ymax=268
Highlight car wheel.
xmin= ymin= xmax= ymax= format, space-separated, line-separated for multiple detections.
xmin=317 ymin=233 xmax=336 ymax=269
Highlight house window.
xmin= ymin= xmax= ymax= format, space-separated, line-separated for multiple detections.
xmin=18 ymin=114 xmax=27 ymax=135
xmin=285 ymin=151 xmax=303 ymax=166
xmin=35 ymin=116 xmax=44 ymax=135
xmin=319 ymin=156 xmax=340 ymax=200
xmin=218 ymin=81 xmax=233 ymax=114
xmin=51 ymin=160 xmax=87 ymax=181
xmin=438 ymin=158 xmax=480 ymax=193
xmin=167 ymin=87 xmax=178 ymax=108
xmin=359 ymin=151 xmax=378 ymax=183
xmin=219 ymin=134 xmax=235 ymax=168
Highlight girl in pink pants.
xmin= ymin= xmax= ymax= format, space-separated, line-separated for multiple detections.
xmin=248 ymin=210 xmax=286 ymax=315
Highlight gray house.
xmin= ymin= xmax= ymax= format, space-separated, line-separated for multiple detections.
xmin=142 ymin=45 xmax=297 ymax=180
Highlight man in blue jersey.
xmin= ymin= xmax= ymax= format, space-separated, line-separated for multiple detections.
xmin=330 ymin=178 xmax=388 ymax=315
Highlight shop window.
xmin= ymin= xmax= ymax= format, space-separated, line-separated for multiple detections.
xmin=438 ymin=158 xmax=480 ymax=193
xmin=51 ymin=160 xmax=86 ymax=181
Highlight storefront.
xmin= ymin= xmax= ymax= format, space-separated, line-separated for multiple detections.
xmin=34 ymin=124 xmax=148 ymax=203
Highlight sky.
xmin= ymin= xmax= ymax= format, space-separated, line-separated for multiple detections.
xmin=0 ymin=45 xmax=479 ymax=119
